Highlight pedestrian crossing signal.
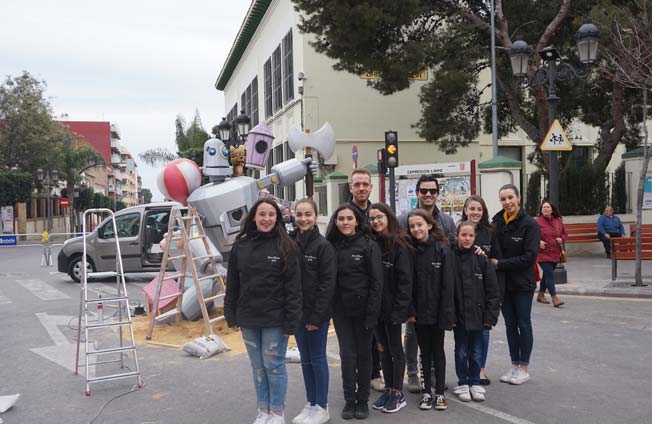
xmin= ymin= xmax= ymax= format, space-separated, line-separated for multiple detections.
xmin=540 ymin=119 xmax=573 ymax=151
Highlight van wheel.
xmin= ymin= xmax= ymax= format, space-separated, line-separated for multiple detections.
xmin=68 ymin=256 xmax=95 ymax=283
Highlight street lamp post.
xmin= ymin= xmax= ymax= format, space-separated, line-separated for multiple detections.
xmin=508 ymin=20 xmax=600 ymax=207
xmin=36 ymin=168 xmax=59 ymax=232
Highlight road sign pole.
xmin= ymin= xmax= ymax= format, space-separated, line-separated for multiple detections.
xmin=388 ymin=167 xmax=396 ymax=212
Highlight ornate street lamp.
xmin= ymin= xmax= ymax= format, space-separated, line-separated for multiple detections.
xmin=508 ymin=20 xmax=600 ymax=207
xmin=235 ymin=109 xmax=251 ymax=144
xmin=217 ymin=117 xmax=231 ymax=144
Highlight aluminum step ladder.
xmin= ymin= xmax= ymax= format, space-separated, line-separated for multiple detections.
xmin=145 ymin=206 xmax=226 ymax=341
xmin=74 ymin=208 xmax=144 ymax=396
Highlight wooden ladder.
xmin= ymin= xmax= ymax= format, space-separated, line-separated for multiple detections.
xmin=145 ymin=207 xmax=226 ymax=340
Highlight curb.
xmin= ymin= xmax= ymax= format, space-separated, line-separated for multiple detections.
xmin=555 ymin=286 xmax=652 ymax=299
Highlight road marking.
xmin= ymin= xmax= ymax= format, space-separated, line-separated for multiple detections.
xmin=0 ymin=289 xmax=11 ymax=305
xmin=30 ymin=312 xmax=95 ymax=377
xmin=16 ymin=279 xmax=70 ymax=300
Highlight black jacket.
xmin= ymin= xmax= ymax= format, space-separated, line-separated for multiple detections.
xmin=376 ymin=240 xmax=413 ymax=324
xmin=410 ymin=236 xmax=456 ymax=329
xmin=224 ymin=231 xmax=302 ymax=334
xmin=296 ymin=227 xmax=337 ymax=326
xmin=476 ymin=225 xmax=505 ymax=297
xmin=453 ymin=246 xmax=501 ymax=331
xmin=492 ymin=209 xmax=541 ymax=292
xmin=332 ymin=233 xmax=383 ymax=329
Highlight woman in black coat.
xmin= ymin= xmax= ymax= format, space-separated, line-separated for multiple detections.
xmin=326 ymin=204 xmax=383 ymax=420
xmin=368 ymin=203 xmax=413 ymax=414
xmin=290 ymin=198 xmax=337 ymax=424
xmin=224 ymin=198 xmax=302 ymax=424
xmin=490 ymin=184 xmax=540 ymax=386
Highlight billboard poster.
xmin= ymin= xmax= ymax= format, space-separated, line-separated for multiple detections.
xmin=644 ymin=176 xmax=652 ymax=209
xmin=1 ymin=206 xmax=14 ymax=233
xmin=393 ymin=176 xmax=471 ymax=224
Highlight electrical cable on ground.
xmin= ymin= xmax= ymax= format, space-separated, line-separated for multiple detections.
xmin=88 ymin=382 xmax=144 ymax=424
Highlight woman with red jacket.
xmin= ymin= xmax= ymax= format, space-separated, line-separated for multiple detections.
xmin=535 ymin=199 xmax=567 ymax=307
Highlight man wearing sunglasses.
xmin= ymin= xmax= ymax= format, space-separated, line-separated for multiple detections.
xmin=399 ymin=174 xmax=456 ymax=393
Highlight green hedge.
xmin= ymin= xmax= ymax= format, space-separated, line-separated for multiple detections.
xmin=559 ymin=162 xmax=608 ymax=215
xmin=0 ymin=171 xmax=33 ymax=206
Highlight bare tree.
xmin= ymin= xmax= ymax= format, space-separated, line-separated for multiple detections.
xmin=601 ymin=0 xmax=652 ymax=286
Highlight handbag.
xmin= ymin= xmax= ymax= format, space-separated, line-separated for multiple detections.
xmin=560 ymin=242 xmax=568 ymax=263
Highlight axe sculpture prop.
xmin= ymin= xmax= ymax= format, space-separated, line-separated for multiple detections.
xmin=288 ymin=122 xmax=336 ymax=197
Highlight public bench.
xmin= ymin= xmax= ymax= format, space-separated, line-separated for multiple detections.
xmin=565 ymin=223 xmax=600 ymax=244
xmin=629 ymin=224 xmax=652 ymax=237
xmin=610 ymin=236 xmax=652 ymax=280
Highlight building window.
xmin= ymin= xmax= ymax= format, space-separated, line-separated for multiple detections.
xmin=272 ymin=45 xmax=283 ymax=112
xmin=226 ymin=104 xmax=238 ymax=143
xmin=264 ymin=59 xmax=272 ymax=118
xmin=266 ymin=153 xmax=275 ymax=197
xmin=497 ymin=146 xmax=522 ymax=162
xmin=284 ymin=142 xmax=296 ymax=201
xmin=274 ymin=144 xmax=285 ymax=199
xmin=240 ymin=77 xmax=259 ymax=127
xmin=282 ymin=30 xmax=294 ymax=103
xmin=569 ymin=146 xmax=591 ymax=167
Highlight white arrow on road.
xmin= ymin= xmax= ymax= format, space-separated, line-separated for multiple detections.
xmin=29 ymin=312 xmax=95 ymax=377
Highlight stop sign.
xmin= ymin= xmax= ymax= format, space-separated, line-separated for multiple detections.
xmin=60 ymin=198 xmax=70 ymax=208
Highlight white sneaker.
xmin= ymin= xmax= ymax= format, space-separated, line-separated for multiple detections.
xmin=455 ymin=384 xmax=471 ymax=402
xmin=509 ymin=368 xmax=530 ymax=385
xmin=371 ymin=377 xmax=385 ymax=392
xmin=292 ymin=404 xmax=313 ymax=424
xmin=470 ymin=385 xmax=486 ymax=401
xmin=306 ymin=405 xmax=330 ymax=424
xmin=253 ymin=411 xmax=271 ymax=424
xmin=499 ymin=366 xmax=518 ymax=383
xmin=267 ymin=413 xmax=286 ymax=424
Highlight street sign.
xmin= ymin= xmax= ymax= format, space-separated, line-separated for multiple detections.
xmin=540 ymin=119 xmax=573 ymax=151
xmin=60 ymin=198 xmax=70 ymax=208
xmin=352 ymin=145 xmax=358 ymax=168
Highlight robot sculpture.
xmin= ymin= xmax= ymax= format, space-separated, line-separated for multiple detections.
xmin=158 ymin=121 xmax=336 ymax=257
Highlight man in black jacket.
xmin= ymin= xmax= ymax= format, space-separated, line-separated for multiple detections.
xmin=399 ymin=174 xmax=456 ymax=392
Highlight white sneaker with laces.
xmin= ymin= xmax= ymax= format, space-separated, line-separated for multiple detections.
xmin=306 ymin=405 xmax=330 ymax=424
xmin=509 ymin=368 xmax=531 ymax=385
xmin=456 ymin=385 xmax=471 ymax=402
xmin=292 ymin=404 xmax=313 ymax=424
xmin=253 ymin=411 xmax=271 ymax=424
xmin=499 ymin=366 xmax=518 ymax=383
xmin=470 ymin=385 xmax=486 ymax=401
xmin=267 ymin=413 xmax=286 ymax=424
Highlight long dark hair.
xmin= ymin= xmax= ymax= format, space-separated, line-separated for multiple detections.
xmin=462 ymin=195 xmax=493 ymax=230
xmin=539 ymin=198 xmax=562 ymax=219
xmin=236 ymin=198 xmax=298 ymax=269
xmin=369 ymin=203 xmax=413 ymax=254
xmin=325 ymin=204 xmax=370 ymax=243
xmin=407 ymin=209 xmax=448 ymax=245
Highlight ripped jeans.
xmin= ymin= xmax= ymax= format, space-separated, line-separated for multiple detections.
xmin=241 ymin=327 xmax=289 ymax=412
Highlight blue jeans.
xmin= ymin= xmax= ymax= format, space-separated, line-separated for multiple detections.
xmin=501 ymin=290 xmax=534 ymax=366
xmin=480 ymin=329 xmax=490 ymax=369
xmin=241 ymin=327 xmax=289 ymax=412
xmin=539 ymin=262 xmax=557 ymax=296
xmin=294 ymin=321 xmax=330 ymax=408
xmin=454 ymin=327 xmax=483 ymax=386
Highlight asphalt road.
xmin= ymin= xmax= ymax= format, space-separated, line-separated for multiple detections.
xmin=1 ymin=245 xmax=652 ymax=424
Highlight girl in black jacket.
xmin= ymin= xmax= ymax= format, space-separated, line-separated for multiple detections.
xmin=225 ymin=198 xmax=302 ymax=424
xmin=462 ymin=195 xmax=500 ymax=385
xmin=326 ymin=204 xmax=383 ymax=420
xmin=291 ymin=199 xmax=337 ymax=424
xmin=490 ymin=184 xmax=540 ymax=387
xmin=452 ymin=221 xmax=500 ymax=403
xmin=368 ymin=203 xmax=413 ymax=414
xmin=407 ymin=209 xmax=455 ymax=412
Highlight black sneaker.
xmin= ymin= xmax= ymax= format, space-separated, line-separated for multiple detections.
xmin=382 ymin=391 xmax=407 ymax=413
xmin=418 ymin=393 xmax=433 ymax=410
xmin=354 ymin=401 xmax=369 ymax=419
xmin=434 ymin=394 xmax=447 ymax=411
xmin=372 ymin=389 xmax=390 ymax=410
xmin=341 ymin=400 xmax=356 ymax=420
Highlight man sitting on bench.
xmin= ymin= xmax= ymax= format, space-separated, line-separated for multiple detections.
xmin=597 ymin=206 xmax=625 ymax=258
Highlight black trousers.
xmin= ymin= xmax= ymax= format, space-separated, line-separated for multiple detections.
xmin=371 ymin=336 xmax=382 ymax=379
xmin=333 ymin=311 xmax=375 ymax=402
xmin=375 ymin=321 xmax=406 ymax=390
xmin=415 ymin=324 xmax=446 ymax=395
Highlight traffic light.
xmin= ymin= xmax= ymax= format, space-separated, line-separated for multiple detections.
xmin=384 ymin=131 xmax=399 ymax=168
xmin=377 ymin=148 xmax=387 ymax=175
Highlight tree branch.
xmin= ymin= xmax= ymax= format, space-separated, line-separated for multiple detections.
xmin=497 ymin=75 xmax=539 ymax=142
xmin=535 ymin=0 xmax=571 ymax=53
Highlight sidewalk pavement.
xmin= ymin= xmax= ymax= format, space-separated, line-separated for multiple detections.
xmin=554 ymin=255 xmax=652 ymax=299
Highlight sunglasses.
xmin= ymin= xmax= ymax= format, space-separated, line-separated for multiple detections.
xmin=419 ymin=188 xmax=439 ymax=195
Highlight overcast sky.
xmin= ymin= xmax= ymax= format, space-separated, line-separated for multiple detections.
xmin=0 ymin=0 xmax=252 ymax=200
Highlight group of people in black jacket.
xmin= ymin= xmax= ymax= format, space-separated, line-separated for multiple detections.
xmin=224 ymin=169 xmax=540 ymax=424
